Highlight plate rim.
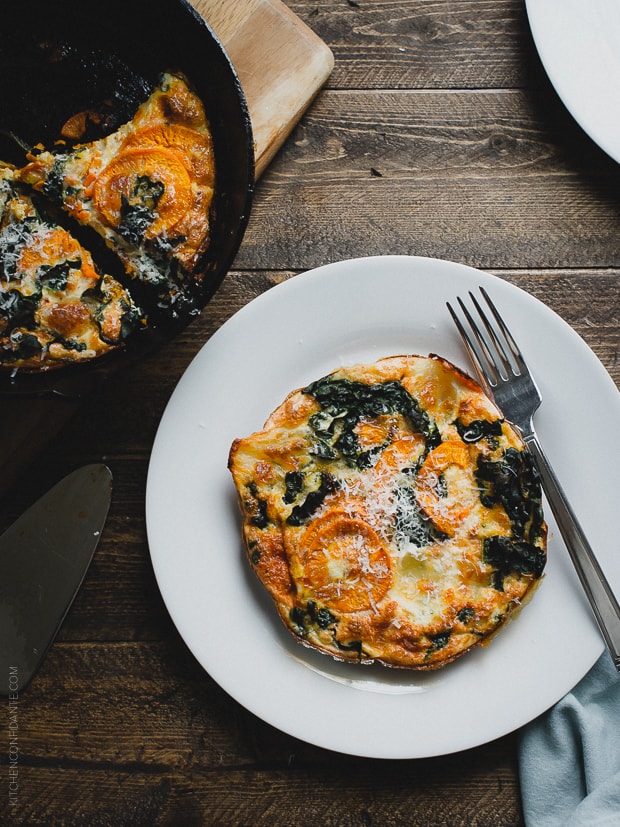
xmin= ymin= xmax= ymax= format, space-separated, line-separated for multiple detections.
xmin=525 ymin=0 xmax=620 ymax=164
xmin=146 ymin=254 xmax=618 ymax=759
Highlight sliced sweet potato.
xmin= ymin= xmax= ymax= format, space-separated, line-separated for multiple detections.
xmin=92 ymin=146 xmax=192 ymax=238
xmin=415 ymin=440 xmax=473 ymax=535
xmin=301 ymin=511 xmax=393 ymax=613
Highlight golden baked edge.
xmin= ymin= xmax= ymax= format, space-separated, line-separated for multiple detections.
xmin=228 ymin=354 xmax=547 ymax=670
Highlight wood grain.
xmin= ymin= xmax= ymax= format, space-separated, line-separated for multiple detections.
xmin=13 ymin=642 xmax=523 ymax=827
xmin=289 ymin=0 xmax=537 ymax=90
xmin=238 ymin=88 xmax=620 ymax=271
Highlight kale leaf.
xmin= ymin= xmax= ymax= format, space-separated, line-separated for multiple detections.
xmin=303 ymin=376 xmax=440 ymax=468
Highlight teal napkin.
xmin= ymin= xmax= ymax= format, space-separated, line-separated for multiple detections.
xmin=519 ymin=652 xmax=620 ymax=826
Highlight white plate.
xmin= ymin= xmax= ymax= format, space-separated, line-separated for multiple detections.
xmin=526 ymin=0 xmax=620 ymax=164
xmin=146 ymin=256 xmax=620 ymax=759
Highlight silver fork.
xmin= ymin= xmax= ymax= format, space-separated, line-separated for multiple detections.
xmin=448 ymin=287 xmax=620 ymax=671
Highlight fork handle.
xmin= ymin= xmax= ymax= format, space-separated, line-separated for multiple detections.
xmin=524 ymin=434 xmax=620 ymax=672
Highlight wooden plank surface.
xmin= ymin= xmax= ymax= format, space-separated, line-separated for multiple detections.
xmin=236 ymin=88 xmax=620 ymax=271
xmin=2 ymin=2 xmax=619 ymax=825
xmin=300 ymin=0 xmax=537 ymax=89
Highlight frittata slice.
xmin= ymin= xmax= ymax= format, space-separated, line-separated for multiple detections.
xmin=19 ymin=72 xmax=215 ymax=307
xmin=0 ymin=167 xmax=143 ymax=371
xmin=229 ymin=354 xmax=547 ymax=670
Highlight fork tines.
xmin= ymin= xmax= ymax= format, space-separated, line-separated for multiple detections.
xmin=447 ymin=287 xmax=525 ymax=389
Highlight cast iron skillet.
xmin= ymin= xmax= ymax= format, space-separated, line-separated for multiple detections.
xmin=0 ymin=0 xmax=254 ymax=396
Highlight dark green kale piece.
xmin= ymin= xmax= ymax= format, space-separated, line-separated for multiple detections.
xmin=455 ymin=417 xmax=503 ymax=444
xmin=290 ymin=600 xmax=338 ymax=637
xmin=483 ymin=536 xmax=546 ymax=581
xmin=426 ymin=630 xmax=452 ymax=657
xmin=393 ymin=482 xmax=448 ymax=547
xmin=118 ymin=176 xmax=165 ymax=244
xmin=476 ymin=447 xmax=545 ymax=541
xmin=283 ymin=470 xmax=304 ymax=504
xmin=303 ymin=376 xmax=440 ymax=469
xmin=286 ymin=472 xmax=339 ymax=526
xmin=244 ymin=481 xmax=269 ymax=529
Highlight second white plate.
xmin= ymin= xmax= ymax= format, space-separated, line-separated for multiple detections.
xmin=526 ymin=0 xmax=620 ymax=164
xmin=146 ymin=256 xmax=620 ymax=758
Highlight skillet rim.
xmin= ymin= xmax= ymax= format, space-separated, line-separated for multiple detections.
xmin=0 ymin=0 xmax=255 ymax=397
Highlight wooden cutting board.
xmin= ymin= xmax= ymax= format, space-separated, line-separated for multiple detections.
xmin=1 ymin=0 xmax=333 ymax=495
xmin=191 ymin=0 xmax=334 ymax=177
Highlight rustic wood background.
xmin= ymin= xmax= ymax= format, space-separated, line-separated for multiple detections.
xmin=2 ymin=1 xmax=619 ymax=825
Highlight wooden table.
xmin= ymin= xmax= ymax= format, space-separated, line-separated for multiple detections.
xmin=2 ymin=2 xmax=619 ymax=824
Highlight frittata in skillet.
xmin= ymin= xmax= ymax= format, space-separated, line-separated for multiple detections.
xmin=228 ymin=354 xmax=547 ymax=670
xmin=0 ymin=167 xmax=142 ymax=371
xmin=19 ymin=72 xmax=215 ymax=305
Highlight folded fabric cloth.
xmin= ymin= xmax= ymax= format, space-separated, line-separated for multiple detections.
xmin=519 ymin=651 xmax=620 ymax=826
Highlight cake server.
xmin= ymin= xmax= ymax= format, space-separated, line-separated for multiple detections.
xmin=0 ymin=463 xmax=112 ymax=693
